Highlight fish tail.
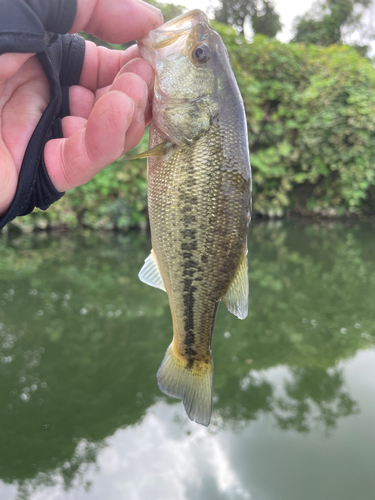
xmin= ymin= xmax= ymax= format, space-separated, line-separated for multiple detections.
xmin=157 ymin=342 xmax=213 ymax=427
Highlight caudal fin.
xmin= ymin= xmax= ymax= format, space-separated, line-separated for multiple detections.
xmin=157 ymin=343 xmax=213 ymax=426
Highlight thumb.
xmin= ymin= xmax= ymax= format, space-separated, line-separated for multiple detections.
xmin=70 ymin=0 xmax=163 ymax=44
xmin=44 ymin=90 xmax=134 ymax=191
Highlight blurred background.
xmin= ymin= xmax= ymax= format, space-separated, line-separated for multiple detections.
xmin=1 ymin=2 xmax=375 ymax=499
xmin=3 ymin=0 xmax=375 ymax=233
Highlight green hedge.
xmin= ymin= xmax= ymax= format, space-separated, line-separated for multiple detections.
xmin=215 ymin=23 xmax=375 ymax=217
xmin=9 ymin=23 xmax=375 ymax=231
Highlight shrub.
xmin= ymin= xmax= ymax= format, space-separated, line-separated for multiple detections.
xmin=9 ymin=21 xmax=375 ymax=231
xmin=213 ymin=22 xmax=375 ymax=216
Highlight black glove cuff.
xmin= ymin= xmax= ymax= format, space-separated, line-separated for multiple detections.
xmin=0 ymin=34 xmax=85 ymax=230
xmin=0 ymin=0 xmax=77 ymax=53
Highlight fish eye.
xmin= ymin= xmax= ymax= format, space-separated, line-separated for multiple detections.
xmin=192 ymin=44 xmax=210 ymax=64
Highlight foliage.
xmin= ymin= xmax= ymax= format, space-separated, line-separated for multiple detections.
xmin=293 ymin=0 xmax=373 ymax=53
xmin=251 ymin=0 xmax=282 ymax=37
xmin=6 ymin=14 xmax=375 ymax=231
xmin=215 ymin=0 xmax=281 ymax=37
xmin=149 ymin=0 xmax=185 ymax=22
xmin=212 ymin=22 xmax=375 ymax=216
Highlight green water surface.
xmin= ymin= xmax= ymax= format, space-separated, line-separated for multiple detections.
xmin=0 ymin=221 xmax=375 ymax=500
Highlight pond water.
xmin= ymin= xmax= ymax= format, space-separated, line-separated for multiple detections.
xmin=0 ymin=220 xmax=375 ymax=500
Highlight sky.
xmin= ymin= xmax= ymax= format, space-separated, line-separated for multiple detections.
xmin=171 ymin=0 xmax=316 ymax=42
xmin=169 ymin=0 xmax=375 ymax=47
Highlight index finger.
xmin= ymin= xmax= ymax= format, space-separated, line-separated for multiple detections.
xmin=79 ymin=43 xmax=147 ymax=91
xmin=71 ymin=0 xmax=163 ymax=44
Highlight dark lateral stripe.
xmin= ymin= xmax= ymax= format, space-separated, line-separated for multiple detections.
xmin=181 ymin=241 xmax=197 ymax=251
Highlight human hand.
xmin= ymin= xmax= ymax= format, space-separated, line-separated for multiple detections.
xmin=0 ymin=0 xmax=163 ymax=216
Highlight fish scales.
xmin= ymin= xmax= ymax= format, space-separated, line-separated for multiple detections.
xmin=136 ymin=9 xmax=251 ymax=426
xmin=148 ymin=124 xmax=249 ymax=360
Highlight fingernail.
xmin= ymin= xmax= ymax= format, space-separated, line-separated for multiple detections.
xmin=136 ymin=0 xmax=163 ymax=17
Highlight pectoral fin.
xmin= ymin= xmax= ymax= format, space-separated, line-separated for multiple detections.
xmin=125 ymin=141 xmax=173 ymax=160
xmin=138 ymin=250 xmax=166 ymax=292
xmin=222 ymin=249 xmax=249 ymax=320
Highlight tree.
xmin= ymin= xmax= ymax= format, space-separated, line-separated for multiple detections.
xmin=149 ymin=0 xmax=185 ymax=23
xmin=215 ymin=0 xmax=281 ymax=37
xmin=293 ymin=0 xmax=372 ymax=49
xmin=251 ymin=0 xmax=282 ymax=37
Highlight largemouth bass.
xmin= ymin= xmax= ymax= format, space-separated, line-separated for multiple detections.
xmin=135 ymin=9 xmax=251 ymax=426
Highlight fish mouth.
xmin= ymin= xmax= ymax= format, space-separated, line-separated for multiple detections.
xmin=137 ymin=9 xmax=209 ymax=63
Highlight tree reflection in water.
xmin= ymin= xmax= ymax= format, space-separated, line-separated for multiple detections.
xmin=272 ymin=367 xmax=359 ymax=433
xmin=0 ymin=221 xmax=374 ymax=497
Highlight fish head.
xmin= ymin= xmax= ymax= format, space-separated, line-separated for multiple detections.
xmin=138 ymin=10 xmax=237 ymax=146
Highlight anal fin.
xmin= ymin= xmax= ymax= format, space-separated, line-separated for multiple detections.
xmin=138 ymin=250 xmax=166 ymax=292
xmin=222 ymin=248 xmax=249 ymax=320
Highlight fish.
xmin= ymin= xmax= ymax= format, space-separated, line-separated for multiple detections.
xmin=135 ymin=9 xmax=251 ymax=426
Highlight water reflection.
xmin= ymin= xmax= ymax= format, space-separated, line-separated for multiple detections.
xmin=3 ymin=352 xmax=375 ymax=500
xmin=0 ymin=221 xmax=375 ymax=499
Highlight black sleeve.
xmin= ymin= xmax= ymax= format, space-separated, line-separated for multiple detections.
xmin=0 ymin=0 xmax=85 ymax=231
xmin=0 ymin=0 xmax=77 ymax=53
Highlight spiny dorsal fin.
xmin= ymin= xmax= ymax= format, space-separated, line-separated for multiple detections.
xmin=222 ymin=248 xmax=249 ymax=320
xmin=138 ymin=250 xmax=166 ymax=292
